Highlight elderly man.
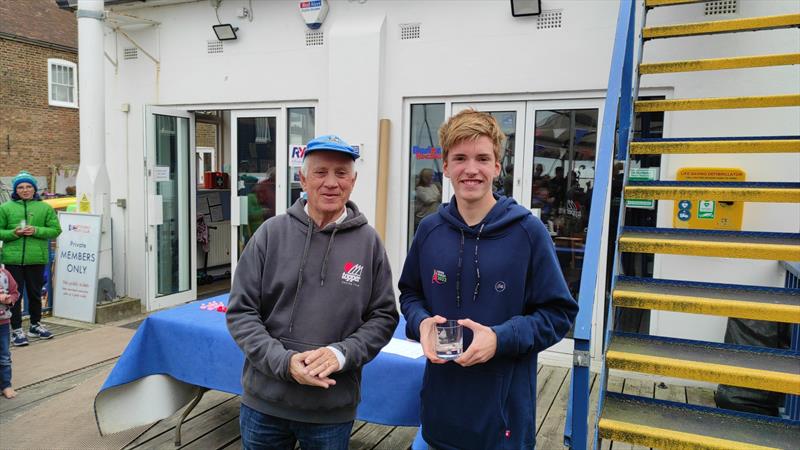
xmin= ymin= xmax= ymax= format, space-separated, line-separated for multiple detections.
xmin=227 ymin=135 xmax=398 ymax=450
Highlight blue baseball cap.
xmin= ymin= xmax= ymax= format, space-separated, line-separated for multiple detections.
xmin=304 ymin=134 xmax=360 ymax=160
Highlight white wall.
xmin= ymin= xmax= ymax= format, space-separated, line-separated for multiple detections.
xmin=641 ymin=0 xmax=800 ymax=341
xmin=100 ymin=0 xmax=799 ymax=347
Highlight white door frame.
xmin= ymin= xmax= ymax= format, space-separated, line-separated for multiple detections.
xmin=230 ymin=109 xmax=286 ymax=278
xmin=144 ymin=106 xmax=197 ymax=311
xmin=523 ymin=97 xmax=605 ymax=358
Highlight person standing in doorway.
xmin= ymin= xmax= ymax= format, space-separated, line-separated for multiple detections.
xmin=399 ymin=110 xmax=578 ymax=449
xmin=227 ymin=135 xmax=398 ymax=450
xmin=0 ymin=171 xmax=62 ymax=346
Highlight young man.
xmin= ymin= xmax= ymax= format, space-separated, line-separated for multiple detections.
xmin=226 ymin=135 xmax=398 ymax=450
xmin=399 ymin=110 xmax=578 ymax=449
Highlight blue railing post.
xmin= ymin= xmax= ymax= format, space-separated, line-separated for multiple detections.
xmin=564 ymin=1 xmax=636 ymax=448
xmin=782 ymin=261 xmax=800 ymax=420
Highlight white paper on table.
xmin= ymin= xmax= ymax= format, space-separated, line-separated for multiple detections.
xmin=380 ymin=338 xmax=424 ymax=359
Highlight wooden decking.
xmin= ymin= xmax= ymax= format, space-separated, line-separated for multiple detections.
xmin=1 ymin=319 xmax=718 ymax=450
xmin=120 ymin=366 xmax=715 ymax=450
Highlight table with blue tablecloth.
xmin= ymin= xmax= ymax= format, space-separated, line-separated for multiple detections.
xmin=94 ymin=294 xmax=426 ymax=442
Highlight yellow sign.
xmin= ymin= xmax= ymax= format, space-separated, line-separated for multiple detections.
xmin=672 ymin=167 xmax=744 ymax=231
xmin=78 ymin=194 xmax=91 ymax=213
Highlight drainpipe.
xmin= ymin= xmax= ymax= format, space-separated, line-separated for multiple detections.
xmin=76 ymin=0 xmax=112 ymax=282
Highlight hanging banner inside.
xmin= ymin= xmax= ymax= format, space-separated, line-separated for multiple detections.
xmin=53 ymin=212 xmax=102 ymax=323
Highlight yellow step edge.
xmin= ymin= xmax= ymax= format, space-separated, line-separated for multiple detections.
xmin=612 ymin=289 xmax=800 ymax=323
xmin=630 ymin=139 xmax=800 ymax=154
xmin=635 ymin=94 xmax=800 ymax=112
xmin=646 ymin=0 xmax=707 ymax=6
xmin=624 ymin=186 xmax=800 ymax=203
xmin=640 ymin=53 xmax=800 ymax=74
xmin=598 ymin=418 xmax=779 ymax=450
xmin=618 ymin=236 xmax=800 ymax=261
xmin=643 ymin=14 xmax=800 ymax=39
xmin=605 ymin=351 xmax=800 ymax=395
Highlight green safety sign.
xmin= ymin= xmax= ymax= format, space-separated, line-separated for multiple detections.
xmin=697 ymin=200 xmax=715 ymax=219
xmin=626 ymin=167 xmax=658 ymax=209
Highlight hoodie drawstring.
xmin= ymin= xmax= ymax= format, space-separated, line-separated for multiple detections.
xmin=455 ymin=223 xmax=485 ymax=308
xmin=320 ymin=228 xmax=338 ymax=286
xmin=288 ymin=219 xmax=314 ymax=333
xmin=472 ymin=223 xmax=484 ymax=302
xmin=456 ymin=229 xmax=465 ymax=309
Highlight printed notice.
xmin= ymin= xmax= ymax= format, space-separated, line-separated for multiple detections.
xmin=154 ymin=166 xmax=170 ymax=182
xmin=53 ymin=213 xmax=102 ymax=323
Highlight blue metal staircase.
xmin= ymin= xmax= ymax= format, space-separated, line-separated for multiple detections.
xmin=565 ymin=1 xmax=800 ymax=448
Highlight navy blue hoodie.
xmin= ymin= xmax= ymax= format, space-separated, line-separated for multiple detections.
xmin=399 ymin=195 xmax=578 ymax=449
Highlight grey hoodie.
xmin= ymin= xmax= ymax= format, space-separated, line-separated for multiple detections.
xmin=226 ymin=199 xmax=398 ymax=424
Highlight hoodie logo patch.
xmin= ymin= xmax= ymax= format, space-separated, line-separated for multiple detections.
xmin=495 ymin=281 xmax=506 ymax=293
xmin=432 ymin=270 xmax=447 ymax=284
xmin=342 ymin=262 xmax=364 ymax=285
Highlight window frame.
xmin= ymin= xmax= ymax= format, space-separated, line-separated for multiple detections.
xmin=47 ymin=58 xmax=78 ymax=108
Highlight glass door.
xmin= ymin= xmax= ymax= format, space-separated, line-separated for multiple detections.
xmin=145 ymin=106 xmax=196 ymax=310
xmin=449 ymin=102 xmax=526 ymax=204
xmin=230 ymin=110 xmax=286 ymax=277
xmin=523 ymin=99 xmax=603 ymax=355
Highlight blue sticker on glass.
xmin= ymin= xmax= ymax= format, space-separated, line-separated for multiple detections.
xmin=678 ymin=200 xmax=691 ymax=210
xmin=678 ymin=210 xmax=691 ymax=221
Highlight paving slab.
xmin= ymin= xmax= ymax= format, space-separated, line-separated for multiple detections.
xmin=0 ymin=366 xmax=147 ymax=449
xmin=10 ymin=325 xmax=135 ymax=389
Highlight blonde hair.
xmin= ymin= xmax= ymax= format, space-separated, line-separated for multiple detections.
xmin=438 ymin=109 xmax=505 ymax=162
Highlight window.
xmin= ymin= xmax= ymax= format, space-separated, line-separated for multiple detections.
xmin=287 ymin=107 xmax=315 ymax=206
xmin=48 ymin=59 xmax=78 ymax=108
xmin=532 ymin=108 xmax=599 ymax=302
xmin=408 ymin=104 xmax=445 ymax=245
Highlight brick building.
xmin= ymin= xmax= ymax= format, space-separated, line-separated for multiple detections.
xmin=0 ymin=0 xmax=79 ymax=190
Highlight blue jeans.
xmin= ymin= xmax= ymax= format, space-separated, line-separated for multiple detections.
xmin=239 ymin=403 xmax=352 ymax=450
xmin=0 ymin=323 xmax=11 ymax=390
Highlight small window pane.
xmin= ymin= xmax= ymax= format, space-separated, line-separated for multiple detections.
xmin=54 ymin=85 xmax=68 ymax=102
xmin=67 ymin=87 xmax=74 ymax=103
xmin=66 ymin=67 xmax=74 ymax=87
xmin=408 ymin=104 xmax=445 ymax=246
xmin=287 ymin=107 xmax=315 ymax=206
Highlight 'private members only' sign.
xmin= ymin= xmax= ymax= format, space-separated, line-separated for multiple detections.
xmin=53 ymin=212 xmax=102 ymax=323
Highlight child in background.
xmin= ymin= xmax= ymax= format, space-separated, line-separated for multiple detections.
xmin=1 ymin=265 xmax=20 ymax=399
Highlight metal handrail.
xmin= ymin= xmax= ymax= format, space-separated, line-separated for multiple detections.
xmin=564 ymin=1 xmax=637 ymax=448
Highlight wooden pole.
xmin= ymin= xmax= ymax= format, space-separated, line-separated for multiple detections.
xmin=375 ymin=119 xmax=391 ymax=241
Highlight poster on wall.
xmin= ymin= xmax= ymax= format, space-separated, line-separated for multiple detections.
xmin=53 ymin=212 xmax=102 ymax=323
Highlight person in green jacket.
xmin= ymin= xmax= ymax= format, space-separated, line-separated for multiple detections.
xmin=0 ymin=171 xmax=62 ymax=346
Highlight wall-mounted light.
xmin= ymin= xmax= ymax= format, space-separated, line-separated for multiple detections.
xmin=213 ymin=24 xmax=238 ymax=41
xmin=510 ymin=0 xmax=542 ymax=17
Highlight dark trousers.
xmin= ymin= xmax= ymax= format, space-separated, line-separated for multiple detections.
xmin=6 ymin=265 xmax=45 ymax=330
xmin=239 ymin=403 xmax=353 ymax=450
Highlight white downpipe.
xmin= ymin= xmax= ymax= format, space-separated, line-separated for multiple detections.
xmin=77 ymin=0 xmax=112 ymax=282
